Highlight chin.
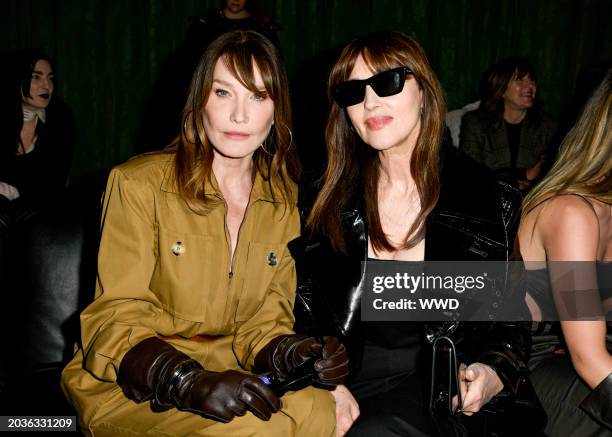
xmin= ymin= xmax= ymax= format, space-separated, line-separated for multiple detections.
xmin=365 ymin=140 xmax=398 ymax=152
xmin=212 ymin=147 xmax=258 ymax=160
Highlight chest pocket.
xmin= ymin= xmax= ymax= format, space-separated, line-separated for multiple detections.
xmin=234 ymin=242 xmax=287 ymax=322
xmin=150 ymin=227 xmax=215 ymax=322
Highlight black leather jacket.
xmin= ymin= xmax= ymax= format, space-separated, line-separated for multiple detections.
xmin=289 ymin=146 xmax=531 ymax=396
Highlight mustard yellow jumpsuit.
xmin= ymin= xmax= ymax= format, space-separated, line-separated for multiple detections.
xmin=61 ymin=153 xmax=335 ymax=436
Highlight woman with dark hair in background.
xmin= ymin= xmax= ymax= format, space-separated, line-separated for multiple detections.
xmin=518 ymin=69 xmax=611 ymax=436
xmin=0 ymin=48 xmax=75 ymax=247
xmin=61 ymin=31 xmax=347 ymax=436
xmin=0 ymin=48 xmax=75 ymax=392
xmin=460 ymin=57 xmax=557 ymax=191
xmin=290 ymin=31 xmax=542 ymax=436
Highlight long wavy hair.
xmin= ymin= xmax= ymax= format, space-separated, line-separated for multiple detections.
xmin=479 ymin=57 xmax=537 ymax=118
xmin=170 ymin=30 xmax=299 ymax=214
xmin=307 ymin=31 xmax=445 ymax=253
xmin=0 ymin=49 xmax=55 ymax=157
xmin=522 ymin=69 xmax=611 ymax=217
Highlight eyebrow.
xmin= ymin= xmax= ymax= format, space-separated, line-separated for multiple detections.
xmin=212 ymin=78 xmax=267 ymax=93
xmin=212 ymin=78 xmax=234 ymax=87
xmin=32 ymin=70 xmax=54 ymax=75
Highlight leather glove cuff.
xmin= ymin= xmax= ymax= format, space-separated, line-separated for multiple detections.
xmin=477 ymin=349 xmax=528 ymax=396
xmin=117 ymin=337 xmax=204 ymax=411
xmin=253 ymin=334 xmax=311 ymax=378
xmin=580 ymin=371 xmax=612 ymax=430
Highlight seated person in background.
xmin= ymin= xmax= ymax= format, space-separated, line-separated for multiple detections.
xmin=0 ymin=48 xmax=75 ymax=391
xmin=61 ymin=30 xmax=347 ymax=437
xmin=185 ymin=0 xmax=281 ymax=53
xmin=517 ymin=69 xmax=611 ymax=435
xmin=460 ymin=57 xmax=557 ymax=191
xmin=0 ymin=48 xmax=75 ymax=232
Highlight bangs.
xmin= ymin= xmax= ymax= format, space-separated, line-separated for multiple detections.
xmin=220 ymin=47 xmax=276 ymax=98
xmin=361 ymin=47 xmax=405 ymax=75
xmin=503 ymin=58 xmax=536 ymax=82
xmin=330 ymin=33 xmax=416 ymax=87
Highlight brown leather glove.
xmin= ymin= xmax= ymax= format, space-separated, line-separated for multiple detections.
xmin=254 ymin=335 xmax=349 ymax=387
xmin=117 ymin=337 xmax=281 ymax=422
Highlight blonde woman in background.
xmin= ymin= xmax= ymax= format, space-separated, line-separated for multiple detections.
xmin=518 ymin=69 xmax=611 ymax=435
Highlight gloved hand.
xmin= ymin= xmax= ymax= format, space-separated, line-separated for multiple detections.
xmin=179 ymin=369 xmax=281 ymax=422
xmin=117 ymin=337 xmax=281 ymax=422
xmin=254 ymin=335 xmax=349 ymax=387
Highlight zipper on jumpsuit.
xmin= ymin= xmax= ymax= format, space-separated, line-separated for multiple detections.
xmin=221 ymin=194 xmax=254 ymax=281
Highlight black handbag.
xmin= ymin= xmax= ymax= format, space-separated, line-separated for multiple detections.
xmin=428 ymin=330 xmax=547 ymax=437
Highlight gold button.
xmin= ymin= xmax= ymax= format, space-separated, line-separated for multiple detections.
xmin=172 ymin=241 xmax=185 ymax=256
xmin=267 ymin=252 xmax=277 ymax=266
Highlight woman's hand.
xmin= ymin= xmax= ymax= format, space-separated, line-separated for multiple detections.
xmin=452 ymin=363 xmax=504 ymax=415
xmin=525 ymin=157 xmax=545 ymax=181
xmin=331 ymin=384 xmax=360 ymax=437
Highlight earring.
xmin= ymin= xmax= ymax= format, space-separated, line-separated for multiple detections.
xmin=280 ymin=123 xmax=293 ymax=149
xmin=260 ymin=139 xmax=273 ymax=155
xmin=420 ymin=104 xmax=424 ymax=115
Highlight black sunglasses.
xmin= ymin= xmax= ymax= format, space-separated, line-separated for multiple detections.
xmin=332 ymin=67 xmax=414 ymax=108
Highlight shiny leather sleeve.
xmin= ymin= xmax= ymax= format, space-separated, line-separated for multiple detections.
xmin=474 ymin=181 xmax=530 ymax=395
xmin=472 ymin=322 xmax=532 ymax=395
xmin=289 ymin=230 xmax=366 ymax=380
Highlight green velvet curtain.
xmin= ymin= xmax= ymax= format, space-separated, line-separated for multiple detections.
xmin=1 ymin=0 xmax=610 ymax=182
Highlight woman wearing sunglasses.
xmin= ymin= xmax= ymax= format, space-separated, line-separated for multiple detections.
xmin=290 ymin=31 xmax=542 ymax=436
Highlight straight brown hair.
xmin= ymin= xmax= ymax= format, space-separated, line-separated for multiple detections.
xmin=307 ymin=31 xmax=445 ymax=253
xmin=170 ymin=30 xmax=300 ymax=214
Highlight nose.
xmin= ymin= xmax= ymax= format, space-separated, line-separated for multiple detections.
xmin=41 ymin=76 xmax=52 ymax=91
xmin=230 ymin=98 xmax=249 ymax=124
xmin=363 ymin=85 xmax=381 ymax=110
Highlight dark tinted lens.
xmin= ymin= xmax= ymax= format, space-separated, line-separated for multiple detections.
xmin=332 ymin=80 xmax=366 ymax=108
xmin=371 ymin=69 xmax=405 ymax=97
xmin=332 ymin=67 xmax=411 ymax=108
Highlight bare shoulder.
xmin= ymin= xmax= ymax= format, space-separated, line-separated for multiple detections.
xmin=538 ymin=195 xmax=599 ymax=233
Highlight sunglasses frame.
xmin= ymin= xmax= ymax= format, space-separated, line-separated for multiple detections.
xmin=332 ymin=66 xmax=414 ymax=108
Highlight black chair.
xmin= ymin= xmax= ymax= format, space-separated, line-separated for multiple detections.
xmin=0 ymin=175 xmax=104 ymax=422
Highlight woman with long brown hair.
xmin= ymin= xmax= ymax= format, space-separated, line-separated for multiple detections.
xmin=290 ymin=31 xmax=541 ymax=436
xmin=518 ymin=69 xmax=612 ymax=435
xmin=61 ymin=30 xmax=348 ymax=436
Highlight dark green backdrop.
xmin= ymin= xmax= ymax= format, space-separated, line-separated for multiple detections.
xmin=2 ymin=0 xmax=610 ymax=182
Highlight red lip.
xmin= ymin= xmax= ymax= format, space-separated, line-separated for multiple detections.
xmin=223 ymin=131 xmax=250 ymax=140
xmin=365 ymin=116 xmax=393 ymax=130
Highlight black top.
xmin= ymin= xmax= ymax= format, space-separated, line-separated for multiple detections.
xmin=505 ymin=120 xmax=522 ymax=170
xmin=364 ymin=257 xmax=421 ymax=348
xmin=0 ymin=101 xmax=76 ymax=202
